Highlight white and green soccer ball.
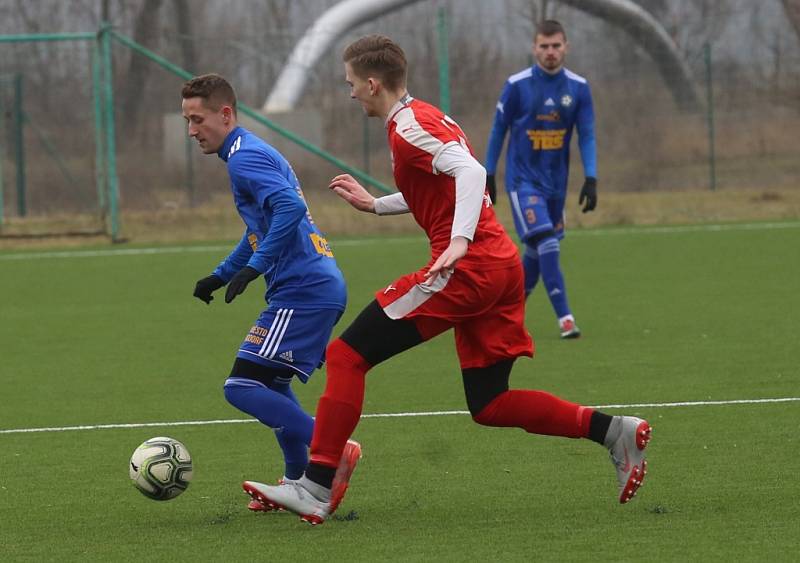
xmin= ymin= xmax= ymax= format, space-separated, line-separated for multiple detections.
xmin=129 ymin=437 xmax=193 ymax=501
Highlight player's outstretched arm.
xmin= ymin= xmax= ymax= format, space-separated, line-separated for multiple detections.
xmin=329 ymin=174 xmax=377 ymax=213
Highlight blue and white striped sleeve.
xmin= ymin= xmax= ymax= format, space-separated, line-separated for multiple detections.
xmin=484 ymin=81 xmax=515 ymax=175
xmin=576 ymin=82 xmax=598 ymax=180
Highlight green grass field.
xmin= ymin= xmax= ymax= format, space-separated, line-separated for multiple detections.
xmin=1 ymin=222 xmax=799 ymax=561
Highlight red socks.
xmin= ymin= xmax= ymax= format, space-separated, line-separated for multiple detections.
xmin=309 ymin=338 xmax=371 ymax=468
xmin=473 ymin=390 xmax=593 ymax=439
xmin=311 ymin=339 xmax=594 ymax=471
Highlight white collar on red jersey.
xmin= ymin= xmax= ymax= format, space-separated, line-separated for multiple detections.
xmin=385 ymin=93 xmax=414 ymax=127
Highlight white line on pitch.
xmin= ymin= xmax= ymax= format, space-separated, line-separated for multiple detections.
xmin=0 ymin=237 xmax=424 ymax=261
xmin=1 ymin=397 xmax=797 ymax=435
xmin=2 ymin=221 xmax=799 ymax=261
xmin=568 ymin=221 xmax=800 ymax=237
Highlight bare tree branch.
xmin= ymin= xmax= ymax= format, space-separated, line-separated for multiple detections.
xmin=122 ymin=0 xmax=163 ymax=142
xmin=781 ymin=0 xmax=800 ymax=39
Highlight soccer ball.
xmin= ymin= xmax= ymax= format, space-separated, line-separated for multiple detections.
xmin=129 ymin=436 xmax=193 ymax=501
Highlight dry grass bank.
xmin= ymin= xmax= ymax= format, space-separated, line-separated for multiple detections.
xmin=1 ymin=185 xmax=798 ymax=250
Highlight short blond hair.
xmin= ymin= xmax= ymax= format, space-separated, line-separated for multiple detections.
xmin=343 ymin=35 xmax=407 ymax=91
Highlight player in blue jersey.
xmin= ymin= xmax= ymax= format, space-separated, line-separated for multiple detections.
xmin=485 ymin=20 xmax=597 ymax=339
xmin=181 ymin=74 xmax=360 ymax=512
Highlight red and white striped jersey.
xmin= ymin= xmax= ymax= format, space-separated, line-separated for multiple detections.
xmin=386 ymin=95 xmax=519 ymax=270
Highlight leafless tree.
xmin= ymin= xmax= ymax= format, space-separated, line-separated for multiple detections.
xmin=172 ymin=0 xmax=197 ymax=74
xmin=781 ymin=0 xmax=800 ymax=39
xmin=121 ymin=0 xmax=163 ymax=143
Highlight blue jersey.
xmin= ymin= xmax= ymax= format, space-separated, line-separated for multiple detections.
xmin=485 ymin=65 xmax=597 ymax=198
xmin=213 ymin=126 xmax=346 ymax=312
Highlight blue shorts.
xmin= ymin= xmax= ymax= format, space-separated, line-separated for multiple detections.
xmin=508 ymin=187 xmax=566 ymax=243
xmin=236 ymin=307 xmax=342 ymax=383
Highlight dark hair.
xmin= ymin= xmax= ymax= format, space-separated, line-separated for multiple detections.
xmin=342 ymin=34 xmax=407 ymax=91
xmin=535 ymin=19 xmax=567 ymax=40
xmin=181 ymin=73 xmax=237 ymax=115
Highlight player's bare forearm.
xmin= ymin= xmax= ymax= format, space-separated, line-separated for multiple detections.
xmin=328 ymin=174 xmax=376 ymax=213
xmin=425 ymin=236 xmax=469 ymax=284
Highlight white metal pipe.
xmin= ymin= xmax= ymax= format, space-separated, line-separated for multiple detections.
xmin=263 ymin=0 xmax=424 ymax=113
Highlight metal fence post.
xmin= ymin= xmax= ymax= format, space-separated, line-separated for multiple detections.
xmin=704 ymin=42 xmax=717 ymax=192
xmin=100 ymin=23 xmax=121 ymax=241
xmin=362 ymin=113 xmax=370 ymax=175
xmin=0 ymin=82 xmax=4 ymax=228
xmin=13 ymin=72 xmax=25 ymax=216
xmin=92 ymin=35 xmax=107 ymax=220
xmin=184 ymin=133 xmax=195 ymax=206
xmin=437 ymin=7 xmax=451 ymax=115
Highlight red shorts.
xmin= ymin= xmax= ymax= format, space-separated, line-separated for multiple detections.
xmin=375 ymin=261 xmax=534 ymax=369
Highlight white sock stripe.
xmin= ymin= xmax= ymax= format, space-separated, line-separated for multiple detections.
xmin=537 ymin=238 xmax=560 ymax=254
xmin=258 ymin=308 xmax=286 ymax=357
xmin=224 ymin=377 xmax=269 ymax=389
xmin=2 ymin=396 xmax=797 ymax=434
xmin=263 ymin=308 xmax=293 ymax=359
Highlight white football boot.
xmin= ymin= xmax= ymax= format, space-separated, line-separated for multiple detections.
xmin=605 ymin=416 xmax=652 ymax=504
xmin=559 ymin=317 xmax=582 ymax=339
xmin=243 ymin=477 xmax=331 ymax=525
xmin=246 ymin=477 xmax=296 ymax=512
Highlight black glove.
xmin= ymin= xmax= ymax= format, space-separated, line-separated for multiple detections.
xmin=579 ymin=177 xmax=598 ymax=213
xmin=224 ymin=266 xmax=260 ymax=304
xmin=487 ymin=174 xmax=497 ymax=204
xmin=193 ymin=274 xmax=225 ymax=304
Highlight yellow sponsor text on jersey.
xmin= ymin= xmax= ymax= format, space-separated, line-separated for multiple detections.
xmin=527 ymin=129 xmax=567 ymax=150
xmin=309 ymin=233 xmax=334 ymax=257
xmin=248 ymin=233 xmax=259 ymax=251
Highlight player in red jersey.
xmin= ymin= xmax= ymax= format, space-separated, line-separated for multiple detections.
xmin=243 ymin=35 xmax=651 ymax=525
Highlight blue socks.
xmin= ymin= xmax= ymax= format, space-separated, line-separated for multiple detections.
xmin=223 ymin=379 xmax=313 ymax=480
xmin=522 ymin=245 xmax=541 ymax=296
xmin=524 ymin=238 xmax=571 ymax=319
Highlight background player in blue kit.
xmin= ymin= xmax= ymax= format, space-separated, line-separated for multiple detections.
xmin=181 ymin=74 xmax=359 ymax=512
xmin=485 ymin=20 xmax=598 ymax=339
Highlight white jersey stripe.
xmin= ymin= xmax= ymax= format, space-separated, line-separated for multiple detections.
xmin=382 ymin=275 xmax=451 ymax=320
xmin=393 ymin=109 xmax=446 ymax=173
xmin=508 ymin=67 xmax=533 ymax=84
xmin=258 ymin=308 xmax=286 ymax=356
xmin=265 ymin=308 xmax=293 ymax=359
xmin=564 ymin=68 xmax=588 ymax=84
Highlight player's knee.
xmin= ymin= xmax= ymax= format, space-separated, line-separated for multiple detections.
xmin=526 ymin=228 xmax=556 ymax=247
xmin=523 ymin=244 xmax=539 ymax=260
xmin=222 ymin=383 xmax=246 ymax=410
xmin=462 ymin=360 xmax=512 ymax=417
xmin=472 ymin=397 xmax=503 ymax=426
xmin=536 ymin=236 xmax=560 ymax=256
xmin=326 ymin=337 xmax=372 ymax=377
